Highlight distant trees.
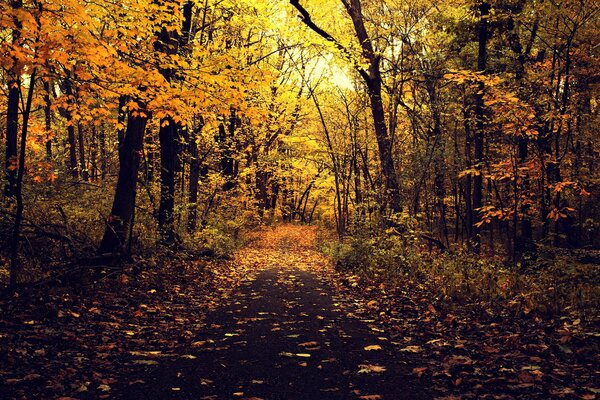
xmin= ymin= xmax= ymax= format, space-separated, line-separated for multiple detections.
xmin=288 ymin=0 xmax=600 ymax=255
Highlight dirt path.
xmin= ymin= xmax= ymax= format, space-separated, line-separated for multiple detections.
xmin=119 ymin=226 xmax=429 ymax=399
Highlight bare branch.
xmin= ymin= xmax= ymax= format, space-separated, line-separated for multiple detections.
xmin=289 ymin=0 xmax=370 ymax=82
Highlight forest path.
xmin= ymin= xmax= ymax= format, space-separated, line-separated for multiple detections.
xmin=119 ymin=225 xmax=430 ymax=400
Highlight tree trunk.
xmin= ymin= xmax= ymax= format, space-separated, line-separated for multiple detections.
xmin=78 ymin=123 xmax=88 ymax=181
xmin=4 ymin=0 xmax=22 ymax=199
xmin=464 ymin=103 xmax=474 ymax=243
xmin=471 ymin=0 xmax=489 ymax=253
xmin=290 ymin=0 xmax=402 ymax=214
xmin=158 ymin=118 xmax=178 ymax=245
xmin=43 ymin=79 xmax=52 ymax=159
xmin=187 ymin=119 xmax=203 ymax=233
xmin=343 ymin=0 xmax=402 ymax=214
xmin=99 ymin=123 xmax=107 ymax=179
xmin=154 ymin=1 xmax=192 ymax=245
xmin=98 ymin=103 xmax=147 ymax=254
xmin=64 ymin=78 xmax=79 ymax=179
xmin=9 ymin=70 xmax=35 ymax=285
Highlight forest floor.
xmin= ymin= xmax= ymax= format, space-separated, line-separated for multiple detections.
xmin=1 ymin=225 xmax=598 ymax=400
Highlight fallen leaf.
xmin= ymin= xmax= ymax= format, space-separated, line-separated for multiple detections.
xmin=400 ymin=345 xmax=423 ymax=353
xmin=299 ymin=341 xmax=318 ymax=347
xmin=132 ymin=360 xmax=159 ymax=365
xmin=358 ymin=364 xmax=386 ymax=374
xmin=97 ymin=384 xmax=111 ymax=392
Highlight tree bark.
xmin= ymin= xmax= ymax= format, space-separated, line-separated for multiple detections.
xmin=4 ymin=0 xmax=22 ymax=199
xmin=471 ymin=0 xmax=489 ymax=253
xmin=63 ymin=78 xmax=79 ymax=179
xmin=158 ymin=118 xmax=178 ymax=245
xmin=78 ymin=123 xmax=88 ymax=181
xmin=10 ymin=69 xmax=36 ymax=285
xmin=43 ymin=79 xmax=52 ymax=159
xmin=187 ymin=120 xmax=202 ymax=233
xmin=98 ymin=104 xmax=147 ymax=254
xmin=342 ymin=0 xmax=402 ymax=214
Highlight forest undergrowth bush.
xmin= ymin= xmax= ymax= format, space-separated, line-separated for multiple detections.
xmin=0 ymin=180 xmax=257 ymax=287
xmin=189 ymin=208 xmax=259 ymax=258
xmin=319 ymin=218 xmax=599 ymax=320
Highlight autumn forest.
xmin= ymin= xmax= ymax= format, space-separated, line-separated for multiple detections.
xmin=1 ymin=0 xmax=599 ymax=398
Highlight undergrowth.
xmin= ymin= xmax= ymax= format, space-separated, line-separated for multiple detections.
xmin=0 ymin=181 xmax=257 ymax=287
xmin=318 ymin=219 xmax=600 ymax=320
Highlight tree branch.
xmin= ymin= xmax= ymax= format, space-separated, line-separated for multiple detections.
xmin=289 ymin=0 xmax=370 ymax=82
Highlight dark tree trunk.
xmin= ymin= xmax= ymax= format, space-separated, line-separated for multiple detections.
xmin=471 ymin=1 xmax=489 ymax=253
xmin=9 ymin=69 xmax=35 ymax=286
xmin=98 ymin=104 xmax=147 ymax=254
xmin=219 ymin=108 xmax=238 ymax=191
xmin=154 ymin=1 xmax=192 ymax=245
xmin=4 ymin=0 xmax=22 ymax=199
xmin=187 ymin=124 xmax=201 ymax=233
xmin=343 ymin=0 xmax=402 ymax=214
xmin=464 ymin=104 xmax=474 ymax=242
xmin=90 ymin=125 xmax=98 ymax=180
xmin=426 ymin=75 xmax=448 ymax=245
xmin=78 ymin=124 xmax=88 ymax=181
xmin=158 ymin=118 xmax=178 ymax=245
xmin=43 ymin=79 xmax=52 ymax=159
xmin=5 ymin=76 xmax=19 ymax=199
xmin=506 ymin=13 xmax=534 ymax=247
xmin=290 ymin=0 xmax=402 ymax=214
xmin=99 ymin=123 xmax=107 ymax=179
xmin=64 ymin=78 xmax=78 ymax=179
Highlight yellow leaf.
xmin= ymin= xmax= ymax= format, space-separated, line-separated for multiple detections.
xmin=358 ymin=364 xmax=386 ymax=374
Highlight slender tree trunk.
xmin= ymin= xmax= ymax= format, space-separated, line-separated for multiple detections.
xmin=10 ymin=69 xmax=36 ymax=285
xmin=187 ymin=119 xmax=203 ymax=233
xmin=427 ymin=76 xmax=448 ymax=245
xmin=4 ymin=0 xmax=22 ymax=199
xmin=99 ymin=123 xmax=107 ymax=179
xmin=43 ymin=79 xmax=52 ymax=159
xmin=471 ymin=0 xmax=489 ymax=253
xmin=342 ymin=0 xmax=403 ymax=214
xmin=98 ymin=103 xmax=147 ymax=254
xmin=464 ymin=104 xmax=474 ymax=243
xmin=155 ymin=1 xmax=193 ymax=245
xmin=507 ymin=13 xmax=533 ymax=247
xmin=64 ymin=78 xmax=78 ymax=179
xmin=158 ymin=118 xmax=178 ymax=244
xmin=78 ymin=124 xmax=88 ymax=181
xmin=290 ymin=0 xmax=402 ymax=214
xmin=90 ymin=125 xmax=98 ymax=180
xmin=219 ymin=109 xmax=238 ymax=191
